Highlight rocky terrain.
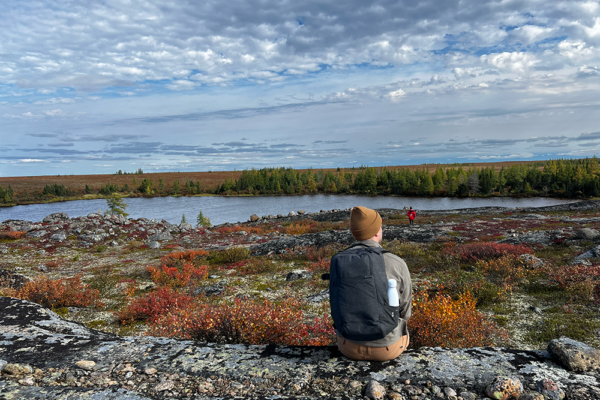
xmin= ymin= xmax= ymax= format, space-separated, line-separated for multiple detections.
xmin=1 ymin=297 xmax=599 ymax=399
xmin=2 ymin=201 xmax=600 ymax=398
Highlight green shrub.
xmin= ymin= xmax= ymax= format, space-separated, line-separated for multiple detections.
xmin=210 ymin=247 xmax=251 ymax=264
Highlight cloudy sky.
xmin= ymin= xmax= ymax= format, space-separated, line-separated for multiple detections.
xmin=1 ymin=0 xmax=600 ymax=176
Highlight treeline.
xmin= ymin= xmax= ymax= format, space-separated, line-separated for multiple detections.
xmin=0 ymin=185 xmax=14 ymax=204
xmin=2 ymin=158 xmax=600 ymax=205
xmin=216 ymin=158 xmax=600 ymax=198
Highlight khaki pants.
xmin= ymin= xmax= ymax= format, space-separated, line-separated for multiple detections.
xmin=337 ymin=334 xmax=410 ymax=361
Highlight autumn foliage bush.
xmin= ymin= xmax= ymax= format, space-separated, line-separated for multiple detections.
xmin=209 ymin=247 xmax=251 ymax=264
xmin=280 ymin=220 xmax=347 ymax=235
xmin=409 ymin=288 xmax=508 ymax=348
xmin=118 ymin=287 xmax=195 ymax=324
xmin=149 ymin=298 xmax=335 ymax=346
xmin=147 ymin=263 xmax=208 ymax=288
xmin=548 ymin=264 xmax=600 ymax=302
xmin=13 ymin=274 xmax=103 ymax=309
xmin=162 ymin=249 xmax=209 ymax=267
xmin=0 ymin=231 xmax=26 ymax=240
xmin=476 ymin=255 xmax=536 ymax=292
xmin=444 ymin=242 xmax=532 ymax=262
xmin=214 ymin=225 xmax=272 ymax=235
xmin=45 ymin=260 xmax=61 ymax=269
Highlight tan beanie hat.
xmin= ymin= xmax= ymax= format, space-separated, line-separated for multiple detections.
xmin=350 ymin=206 xmax=382 ymax=240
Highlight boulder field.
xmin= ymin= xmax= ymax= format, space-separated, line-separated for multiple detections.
xmin=0 ymin=297 xmax=599 ymax=399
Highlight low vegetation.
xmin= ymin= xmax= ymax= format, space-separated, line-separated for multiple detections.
xmin=1 ymin=207 xmax=600 ymax=351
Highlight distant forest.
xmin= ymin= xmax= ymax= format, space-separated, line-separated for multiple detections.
xmin=1 ymin=158 xmax=600 ymax=205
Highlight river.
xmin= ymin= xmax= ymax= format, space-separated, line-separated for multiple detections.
xmin=0 ymin=195 xmax=578 ymax=226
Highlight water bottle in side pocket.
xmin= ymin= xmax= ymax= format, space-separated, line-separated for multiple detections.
xmin=387 ymin=279 xmax=399 ymax=307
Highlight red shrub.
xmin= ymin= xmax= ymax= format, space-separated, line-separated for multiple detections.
xmin=162 ymin=249 xmax=209 ymax=264
xmin=443 ymin=242 xmax=532 ymax=262
xmin=215 ymin=225 xmax=270 ymax=235
xmin=147 ymin=263 xmax=208 ymax=288
xmin=306 ymin=259 xmax=330 ymax=274
xmin=45 ymin=260 xmax=61 ymax=269
xmin=0 ymin=231 xmax=27 ymax=240
xmin=117 ymin=287 xmax=195 ymax=324
xmin=16 ymin=274 xmax=103 ymax=309
xmin=548 ymin=264 xmax=600 ymax=301
xmin=149 ymin=298 xmax=335 ymax=346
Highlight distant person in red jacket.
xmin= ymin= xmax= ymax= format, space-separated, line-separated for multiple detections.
xmin=407 ymin=207 xmax=416 ymax=225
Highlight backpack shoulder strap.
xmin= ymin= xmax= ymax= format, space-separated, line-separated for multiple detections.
xmin=346 ymin=242 xmax=390 ymax=254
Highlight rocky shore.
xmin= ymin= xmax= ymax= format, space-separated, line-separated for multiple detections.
xmin=1 ymin=297 xmax=599 ymax=399
xmin=3 ymin=201 xmax=600 ymax=399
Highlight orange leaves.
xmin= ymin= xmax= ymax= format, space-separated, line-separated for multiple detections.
xmin=283 ymin=220 xmax=316 ymax=235
xmin=148 ymin=297 xmax=336 ymax=346
xmin=409 ymin=289 xmax=508 ymax=349
xmin=162 ymin=249 xmax=209 ymax=264
xmin=549 ymin=264 xmax=600 ymax=289
xmin=117 ymin=287 xmax=194 ymax=324
xmin=444 ymin=242 xmax=532 ymax=262
xmin=15 ymin=274 xmax=103 ymax=309
xmin=148 ymin=263 xmax=208 ymax=288
xmin=215 ymin=225 xmax=271 ymax=235
xmin=0 ymin=231 xmax=26 ymax=240
xmin=547 ymin=264 xmax=600 ymax=302
xmin=476 ymin=255 xmax=533 ymax=292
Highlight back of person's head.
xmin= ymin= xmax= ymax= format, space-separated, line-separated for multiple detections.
xmin=350 ymin=206 xmax=382 ymax=240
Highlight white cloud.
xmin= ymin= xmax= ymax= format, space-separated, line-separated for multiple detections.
xmin=480 ymin=52 xmax=539 ymax=73
xmin=462 ymin=153 xmax=535 ymax=160
xmin=557 ymin=40 xmax=595 ymax=59
xmin=509 ymin=25 xmax=555 ymax=44
xmin=33 ymin=97 xmax=74 ymax=105
xmin=43 ymin=109 xmax=65 ymax=117
xmin=19 ymin=159 xmax=47 ymax=163
xmin=1 ymin=0 xmax=600 ymax=176
xmin=386 ymin=89 xmax=406 ymax=102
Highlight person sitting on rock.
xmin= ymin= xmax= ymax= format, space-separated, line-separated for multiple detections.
xmin=328 ymin=206 xmax=412 ymax=361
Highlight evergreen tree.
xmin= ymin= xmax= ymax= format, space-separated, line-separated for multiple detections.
xmin=138 ymin=178 xmax=154 ymax=195
xmin=420 ymin=173 xmax=434 ymax=195
xmin=105 ymin=195 xmax=129 ymax=217
xmin=172 ymin=181 xmax=181 ymax=195
xmin=196 ymin=210 xmax=211 ymax=227
xmin=306 ymin=175 xmax=318 ymax=193
xmin=181 ymin=214 xmax=187 ymax=224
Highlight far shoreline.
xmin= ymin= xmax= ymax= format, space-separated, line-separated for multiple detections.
xmin=0 ymin=191 xmax=584 ymax=209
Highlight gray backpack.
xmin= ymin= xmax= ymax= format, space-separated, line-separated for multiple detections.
xmin=329 ymin=243 xmax=399 ymax=341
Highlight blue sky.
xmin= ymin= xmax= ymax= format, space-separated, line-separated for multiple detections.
xmin=1 ymin=0 xmax=600 ymax=176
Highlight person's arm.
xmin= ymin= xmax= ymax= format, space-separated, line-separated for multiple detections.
xmin=398 ymin=267 xmax=412 ymax=320
xmin=384 ymin=253 xmax=412 ymax=320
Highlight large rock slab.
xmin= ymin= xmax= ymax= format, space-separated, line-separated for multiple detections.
xmin=548 ymin=337 xmax=600 ymax=372
xmin=0 ymin=269 xmax=31 ymax=290
xmin=573 ymin=228 xmax=600 ymax=241
xmin=42 ymin=212 xmax=69 ymax=223
xmin=1 ymin=297 xmax=599 ymax=399
xmin=499 ymin=231 xmax=553 ymax=246
xmin=148 ymin=231 xmax=172 ymax=241
xmin=572 ymin=245 xmax=600 ymax=262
